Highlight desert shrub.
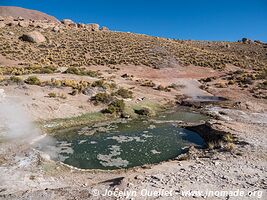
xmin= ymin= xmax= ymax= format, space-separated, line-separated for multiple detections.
xmin=113 ymin=88 xmax=133 ymax=99
xmin=91 ymin=93 xmax=113 ymax=105
xmin=155 ymin=85 xmax=171 ymax=92
xmin=65 ymin=67 xmax=100 ymax=77
xmin=168 ymin=83 xmax=186 ymax=89
xmin=38 ymin=66 xmax=57 ymax=74
xmin=140 ymin=80 xmax=156 ymax=87
xmin=50 ymin=78 xmax=62 ymax=87
xmin=256 ymin=81 xmax=267 ymax=90
xmin=91 ymin=80 xmax=106 ymax=88
xmin=102 ymin=99 xmax=125 ymax=114
xmin=62 ymin=79 xmax=78 ymax=88
xmin=48 ymin=92 xmax=57 ymax=98
xmin=24 ymin=76 xmax=41 ymax=85
xmin=65 ymin=67 xmax=80 ymax=75
xmin=9 ymin=76 xmax=23 ymax=84
xmin=58 ymin=93 xmax=67 ymax=99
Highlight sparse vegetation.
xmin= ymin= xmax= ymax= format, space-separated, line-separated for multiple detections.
xmin=134 ymin=107 xmax=153 ymax=116
xmin=24 ymin=76 xmax=41 ymax=85
xmin=9 ymin=76 xmax=23 ymax=84
xmin=48 ymin=92 xmax=57 ymax=98
xmin=113 ymin=88 xmax=133 ymax=99
xmin=140 ymin=80 xmax=156 ymax=87
xmin=91 ymin=93 xmax=113 ymax=105
xmin=102 ymin=99 xmax=125 ymax=115
xmin=64 ymin=67 xmax=100 ymax=77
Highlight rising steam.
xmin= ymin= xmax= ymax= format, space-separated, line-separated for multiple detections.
xmin=0 ymin=89 xmax=41 ymax=142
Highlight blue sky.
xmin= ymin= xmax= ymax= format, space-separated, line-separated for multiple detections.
xmin=1 ymin=0 xmax=266 ymax=41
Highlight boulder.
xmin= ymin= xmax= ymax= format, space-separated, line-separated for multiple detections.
xmin=0 ymin=16 xmax=4 ymax=21
xmin=18 ymin=21 xmax=29 ymax=27
xmin=18 ymin=16 xmax=24 ymax=21
xmin=20 ymin=31 xmax=46 ymax=43
xmin=87 ymin=23 xmax=99 ymax=31
xmin=100 ymin=26 xmax=109 ymax=31
xmin=61 ymin=19 xmax=75 ymax=26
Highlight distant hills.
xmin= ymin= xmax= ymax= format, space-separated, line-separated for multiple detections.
xmin=0 ymin=6 xmax=58 ymax=22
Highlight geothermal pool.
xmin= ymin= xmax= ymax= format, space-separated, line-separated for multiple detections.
xmin=38 ymin=110 xmax=207 ymax=170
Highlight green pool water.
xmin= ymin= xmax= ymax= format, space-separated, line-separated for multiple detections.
xmin=38 ymin=110 xmax=207 ymax=170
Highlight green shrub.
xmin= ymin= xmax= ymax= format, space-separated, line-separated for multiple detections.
xmin=91 ymin=80 xmax=106 ymax=88
xmin=64 ymin=67 xmax=99 ymax=77
xmin=102 ymin=99 xmax=125 ymax=114
xmin=65 ymin=67 xmax=80 ymax=75
xmin=38 ymin=66 xmax=57 ymax=74
xmin=91 ymin=93 xmax=113 ymax=105
xmin=113 ymin=88 xmax=133 ymax=99
xmin=10 ymin=76 xmax=23 ymax=84
xmin=24 ymin=76 xmax=41 ymax=85
xmin=48 ymin=92 xmax=57 ymax=98
xmin=140 ymin=80 xmax=156 ymax=87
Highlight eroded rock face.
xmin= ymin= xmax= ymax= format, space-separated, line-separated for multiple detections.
xmin=20 ymin=31 xmax=46 ymax=43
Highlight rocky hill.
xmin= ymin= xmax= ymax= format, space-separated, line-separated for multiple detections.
xmin=0 ymin=6 xmax=58 ymax=22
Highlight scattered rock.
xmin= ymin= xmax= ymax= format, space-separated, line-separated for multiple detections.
xmin=20 ymin=31 xmax=46 ymax=43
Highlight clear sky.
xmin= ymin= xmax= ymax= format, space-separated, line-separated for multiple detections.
xmin=1 ymin=0 xmax=266 ymax=42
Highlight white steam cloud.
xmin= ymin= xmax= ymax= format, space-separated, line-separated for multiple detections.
xmin=0 ymin=89 xmax=41 ymax=142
